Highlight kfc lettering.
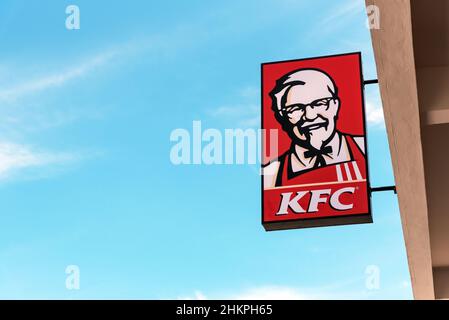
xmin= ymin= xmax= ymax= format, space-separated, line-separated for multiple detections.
xmin=276 ymin=187 xmax=355 ymax=215
xmin=262 ymin=53 xmax=372 ymax=230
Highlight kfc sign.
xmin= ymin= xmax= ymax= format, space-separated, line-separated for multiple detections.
xmin=262 ymin=52 xmax=372 ymax=231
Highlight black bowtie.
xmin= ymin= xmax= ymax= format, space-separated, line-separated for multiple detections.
xmin=304 ymin=146 xmax=333 ymax=168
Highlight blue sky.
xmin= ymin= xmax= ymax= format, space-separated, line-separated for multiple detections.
xmin=0 ymin=0 xmax=412 ymax=299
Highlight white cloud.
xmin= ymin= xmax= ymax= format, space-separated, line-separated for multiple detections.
xmin=239 ymin=86 xmax=260 ymax=99
xmin=178 ymin=280 xmax=412 ymax=300
xmin=0 ymin=50 xmax=118 ymax=103
xmin=365 ymin=99 xmax=384 ymax=126
xmin=239 ymin=115 xmax=260 ymax=127
xmin=0 ymin=28 xmax=204 ymax=182
xmin=0 ymin=27 xmax=199 ymax=104
xmin=401 ymin=280 xmax=411 ymax=289
xmin=303 ymin=0 xmax=366 ymax=42
xmin=0 ymin=44 xmax=126 ymax=181
xmin=320 ymin=1 xmax=365 ymax=27
xmin=208 ymin=86 xmax=260 ymax=127
xmin=209 ymin=104 xmax=260 ymax=128
xmin=0 ymin=142 xmax=81 ymax=182
xmin=364 ymin=84 xmax=385 ymax=127
xmin=178 ymin=290 xmax=207 ymax=300
xmin=179 ymin=286 xmax=321 ymax=300
xmin=210 ymin=104 xmax=258 ymax=118
xmin=177 ymin=276 xmax=383 ymax=300
xmin=228 ymin=286 xmax=316 ymax=300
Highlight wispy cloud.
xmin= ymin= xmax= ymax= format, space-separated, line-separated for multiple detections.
xmin=177 ymin=290 xmax=207 ymax=300
xmin=228 ymin=286 xmax=317 ymax=300
xmin=304 ymin=0 xmax=366 ymax=42
xmin=0 ymin=142 xmax=81 ymax=182
xmin=178 ymin=286 xmax=316 ymax=300
xmin=319 ymin=0 xmax=365 ymax=28
xmin=0 ymin=24 xmax=202 ymax=104
xmin=208 ymin=86 xmax=260 ymax=127
xmin=365 ymin=86 xmax=385 ymax=127
xmin=210 ymin=104 xmax=259 ymax=119
xmin=366 ymin=100 xmax=384 ymax=126
xmin=0 ymin=42 xmax=129 ymax=180
xmin=210 ymin=104 xmax=260 ymax=127
xmin=0 ymin=27 xmax=184 ymax=183
xmin=179 ymin=279 xmax=412 ymax=300
xmin=177 ymin=275 xmax=401 ymax=300
xmin=0 ymin=50 xmax=119 ymax=103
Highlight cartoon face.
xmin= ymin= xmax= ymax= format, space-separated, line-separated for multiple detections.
xmin=271 ymin=69 xmax=340 ymax=150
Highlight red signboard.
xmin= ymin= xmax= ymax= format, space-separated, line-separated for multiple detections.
xmin=262 ymin=52 xmax=372 ymax=231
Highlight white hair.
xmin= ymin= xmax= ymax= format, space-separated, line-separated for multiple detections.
xmin=270 ymin=68 xmax=338 ymax=116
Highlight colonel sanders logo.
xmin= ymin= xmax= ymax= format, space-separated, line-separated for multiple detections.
xmin=263 ymin=68 xmax=366 ymax=189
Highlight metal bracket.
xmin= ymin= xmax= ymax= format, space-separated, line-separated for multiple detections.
xmin=370 ymin=186 xmax=397 ymax=194
xmin=364 ymin=79 xmax=379 ymax=85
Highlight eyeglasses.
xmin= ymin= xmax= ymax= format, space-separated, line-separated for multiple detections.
xmin=280 ymin=97 xmax=335 ymax=115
